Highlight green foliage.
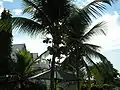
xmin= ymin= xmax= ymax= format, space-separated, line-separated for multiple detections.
xmin=90 ymin=65 xmax=103 ymax=82
xmin=23 ymin=0 xmax=71 ymax=22
xmin=61 ymin=21 xmax=108 ymax=73
xmin=0 ymin=0 xmax=116 ymax=90
xmin=87 ymin=61 xmax=120 ymax=90
xmin=0 ymin=9 xmax=12 ymax=75
xmin=6 ymin=0 xmax=115 ymax=37
xmin=7 ymin=49 xmax=48 ymax=90
xmin=96 ymin=61 xmax=119 ymax=84
xmin=14 ymin=50 xmax=33 ymax=73
xmin=60 ymin=8 xmax=109 ymax=90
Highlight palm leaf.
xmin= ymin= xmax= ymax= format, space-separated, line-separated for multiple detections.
xmin=68 ymin=10 xmax=90 ymax=35
xmin=12 ymin=17 xmax=47 ymax=35
xmin=71 ymin=0 xmax=116 ymax=32
xmin=83 ymin=1 xmax=106 ymax=17
xmin=22 ymin=0 xmax=38 ymax=14
xmin=82 ymin=45 xmax=107 ymax=64
xmin=85 ymin=55 xmax=100 ymax=71
xmin=68 ymin=15 xmax=106 ymax=41
xmin=27 ymin=68 xmax=45 ymax=78
xmin=15 ymin=50 xmax=33 ymax=73
xmin=100 ymin=0 xmax=117 ymax=5
xmin=82 ymin=60 xmax=92 ymax=89
xmin=33 ymin=50 xmax=49 ymax=63
xmin=81 ymin=21 xmax=106 ymax=42
xmin=22 ymin=0 xmax=50 ymax=23
xmin=23 ymin=0 xmax=71 ymax=22
xmin=81 ymin=0 xmax=116 ymax=18
xmin=26 ymin=50 xmax=49 ymax=71
xmin=85 ymin=55 xmax=103 ymax=81
xmin=83 ymin=43 xmax=101 ymax=51
xmin=22 ymin=5 xmax=34 ymax=15
xmin=61 ymin=57 xmax=76 ymax=71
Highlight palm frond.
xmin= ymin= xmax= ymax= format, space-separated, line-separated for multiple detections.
xmin=100 ymin=0 xmax=117 ymax=5
xmin=12 ymin=17 xmax=47 ymax=35
xmin=82 ymin=60 xmax=92 ymax=88
xmin=26 ymin=50 xmax=49 ymax=71
xmin=22 ymin=0 xmax=44 ymax=16
xmin=84 ymin=55 xmax=103 ymax=81
xmin=61 ymin=58 xmax=76 ymax=71
xmin=27 ymin=68 xmax=45 ymax=77
xmin=70 ymin=0 xmax=115 ymax=33
xmin=82 ymin=45 xmax=107 ymax=63
xmin=81 ymin=0 xmax=116 ymax=19
xmin=83 ymin=44 xmax=101 ymax=51
xmin=15 ymin=50 xmax=33 ymax=73
xmin=22 ymin=6 xmax=34 ymax=15
xmin=69 ymin=10 xmax=90 ymax=35
xmin=68 ymin=19 xmax=106 ymax=41
xmin=81 ymin=21 xmax=106 ymax=42
xmin=82 ymin=1 xmax=105 ymax=18
xmin=34 ymin=50 xmax=49 ymax=63
xmin=23 ymin=0 xmax=71 ymax=23
xmin=85 ymin=55 xmax=99 ymax=69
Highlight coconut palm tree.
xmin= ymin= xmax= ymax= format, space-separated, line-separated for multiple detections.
xmin=0 ymin=0 xmax=116 ymax=90
xmin=6 ymin=50 xmax=48 ymax=90
xmin=60 ymin=20 xmax=108 ymax=90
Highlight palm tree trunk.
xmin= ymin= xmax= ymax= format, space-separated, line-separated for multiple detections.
xmin=77 ymin=67 xmax=80 ymax=90
xmin=76 ymin=46 xmax=80 ymax=90
xmin=50 ymin=54 xmax=56 ymax=90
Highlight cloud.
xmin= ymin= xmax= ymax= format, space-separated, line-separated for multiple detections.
xmin=0 ymin=1 xmax=4 ymax=13
xmin=89 ymin=11 xmax=120 ymax=51
xmin=13 ymin=9 xmax=22 ymax=15
xmin=3 ymin=0 xmax=14 ymax=3
xmin=86 ymin=11 xmax=120 ymax=70
xmin=75 ymin=0 xmax=94 ymax=8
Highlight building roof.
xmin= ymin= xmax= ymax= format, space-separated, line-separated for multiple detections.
xmin=31 ymin=53 xmax=38 ymax=59
xmin=12 ymin=44 xmax=26 ymax=52
xmin=29 ymin=70 xmax=78 ymax=81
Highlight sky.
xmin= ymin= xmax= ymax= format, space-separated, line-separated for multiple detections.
xmin=1 ymin=0 xmax=120 ymax=71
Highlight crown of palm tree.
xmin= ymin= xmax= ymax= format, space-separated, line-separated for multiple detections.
xmin=10 ymin=0 xmax=116 ymax=36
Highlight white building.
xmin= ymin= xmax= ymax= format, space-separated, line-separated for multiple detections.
xmin=11 ymin=43 xmax=49 ymax=69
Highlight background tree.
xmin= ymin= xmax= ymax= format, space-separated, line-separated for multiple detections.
xmin=89 ymin=61 xmax=120 ymax=90
xmin=95 ymin=61 xmax=119 ymax=85
xmin=0 ymin=9 xmax=12 ymax=75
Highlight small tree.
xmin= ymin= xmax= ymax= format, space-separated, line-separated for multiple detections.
xmin=0 ymin=9 xmax=12 ymax=75
xmin=7 ymin=50 xmax=47 ymax=90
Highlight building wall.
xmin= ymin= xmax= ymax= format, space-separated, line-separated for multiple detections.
xmin=11 ymin=44 xmax=26 ymax=62
xmin=11 ymin=44 xmax=49 ymax=69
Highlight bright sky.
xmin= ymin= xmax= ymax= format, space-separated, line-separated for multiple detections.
xmin=1 ymin=0 xmax=120 ymax=71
